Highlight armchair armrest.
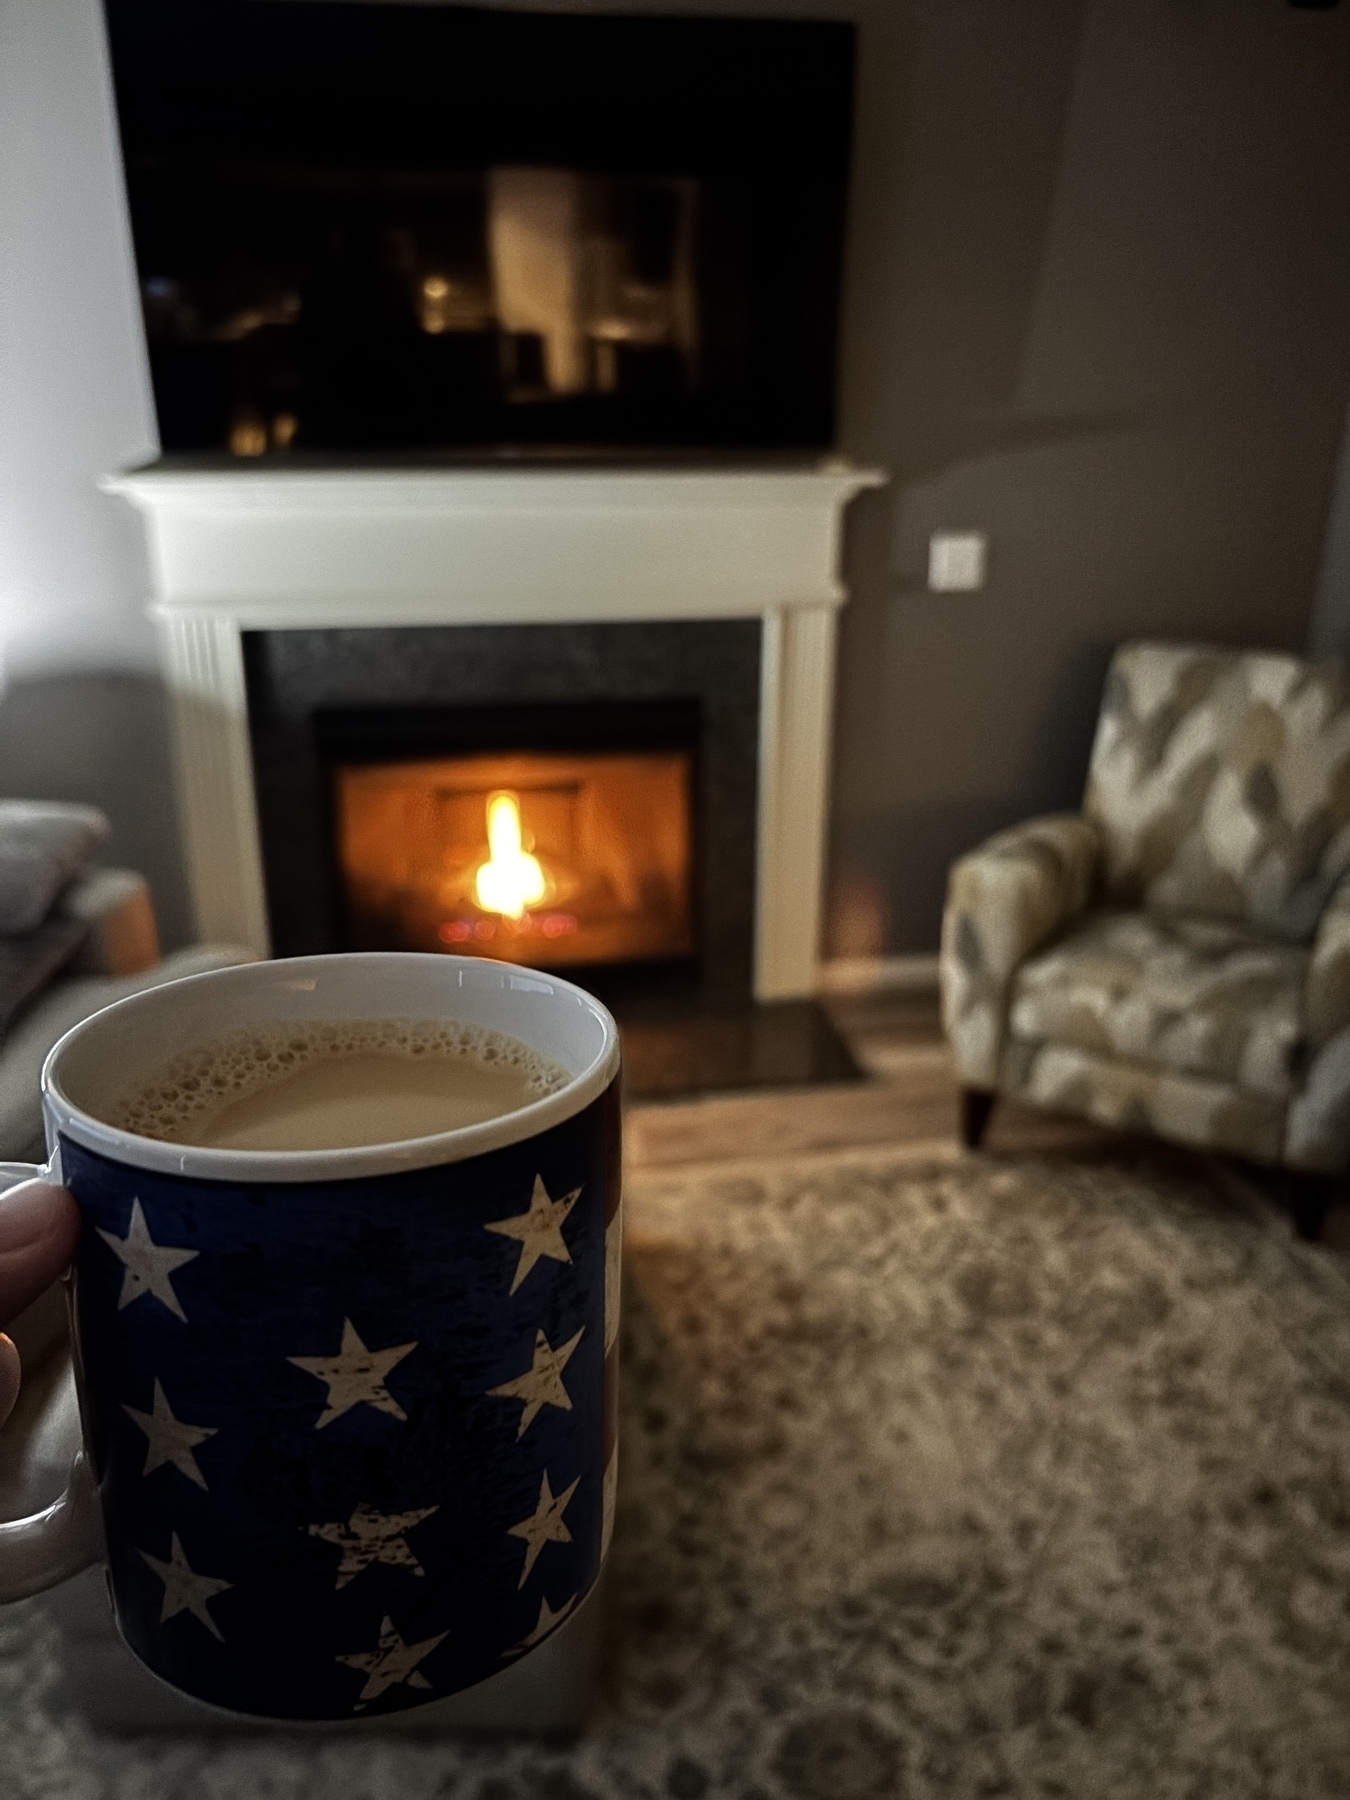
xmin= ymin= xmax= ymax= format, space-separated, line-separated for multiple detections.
xmin=1286 ymin=875 xmax=1350 ymax=1173
xmin=1302 ymin=876 xmax=1350 ymax=1050
xmin=940 ymin=814 xmax=1101 ymax=1086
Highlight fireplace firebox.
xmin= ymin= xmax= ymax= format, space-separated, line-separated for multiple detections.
xmin=320 ymin=699 xmax=698 ymax=974
xmin=336 ymin=753 xmax=693 ymax=968
xmin=244 ymin=621 xmax=760 ymax=1008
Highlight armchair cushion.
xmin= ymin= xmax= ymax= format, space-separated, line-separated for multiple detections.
xmin=1009 ymin=910 xmax=1307 ymax=1100
xmin=940 ymin=815 xmax=1101 ymax=1086
xmin=1000 ymin=1040 xmax=1287 ymax=1166
xmin=1085 ymin=642 xmax=1350 ymax=941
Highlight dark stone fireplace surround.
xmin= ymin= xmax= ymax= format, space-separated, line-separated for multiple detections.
xmin=244 ymin=618 xmax=762 ymax=1006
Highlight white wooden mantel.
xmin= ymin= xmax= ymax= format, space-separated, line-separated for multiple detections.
xmin=103 ymin=461 xmax=885 ymax=1000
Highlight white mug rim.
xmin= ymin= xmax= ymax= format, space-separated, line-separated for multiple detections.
xmin=41 ymin=952 xmax=621 ymax=1184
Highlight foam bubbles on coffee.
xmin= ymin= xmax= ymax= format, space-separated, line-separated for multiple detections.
xmin=113 ymin=1017 xmax=570 ymax=1152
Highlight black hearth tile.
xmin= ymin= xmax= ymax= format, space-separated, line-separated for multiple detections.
xmin=617 ymin=1000 xmax=862 ymax=1100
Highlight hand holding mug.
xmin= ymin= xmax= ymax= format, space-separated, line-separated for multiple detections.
xmin=0 ymin=1177 xmax=80 ymax=1427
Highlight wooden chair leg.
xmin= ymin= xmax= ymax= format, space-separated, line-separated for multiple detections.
xmin=1290 ymin=1173 xmax=1334 ymax=1243
xmin=960 ymin=1087 xmax=996 ymax=1151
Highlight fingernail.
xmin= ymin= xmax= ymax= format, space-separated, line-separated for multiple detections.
xmin=0 ymin=1180 xmax=67 ymax=1246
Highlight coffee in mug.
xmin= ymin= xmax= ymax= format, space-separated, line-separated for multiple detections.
xmin=112 ymin=1018 xmax=570 ymax=1152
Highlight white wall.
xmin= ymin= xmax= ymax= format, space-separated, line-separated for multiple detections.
xmin=0 ymin=0 xmax=158 ymax=683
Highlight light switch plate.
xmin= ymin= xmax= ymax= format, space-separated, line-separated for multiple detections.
xmin=928 ymin=532 xmax=987 ymax=592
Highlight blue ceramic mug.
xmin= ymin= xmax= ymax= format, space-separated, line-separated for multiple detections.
xmin=0 ymin=954 xmax=622 ymax=1721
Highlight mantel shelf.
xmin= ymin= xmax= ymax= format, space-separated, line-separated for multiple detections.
xmin=103 ymin=460 xmax=884 ymax=628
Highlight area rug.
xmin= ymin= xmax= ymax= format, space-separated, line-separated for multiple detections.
xmin=5 ymin=1144 xmax=1350 ymax=1798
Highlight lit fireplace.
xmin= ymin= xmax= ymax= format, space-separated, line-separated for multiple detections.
xmin=243 ymin=628 xmax=762 ymax=1007
xmin=333 ymin=748 xmax=694 ymax=970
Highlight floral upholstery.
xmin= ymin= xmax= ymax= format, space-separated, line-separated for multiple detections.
xmin=940 ymin=642 xmax=1350 ymax=1176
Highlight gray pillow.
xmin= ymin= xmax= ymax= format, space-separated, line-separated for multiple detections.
xmin=0 ymin=802 xmax=111 ymax=933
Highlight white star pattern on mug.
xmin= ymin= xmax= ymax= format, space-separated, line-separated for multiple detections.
xmin=488 ymin=1326 xmax=583 ymax=1438
xmin=96 ymin=1198 xmax=198 ymax=1321
xmin=308 ymin=1501 xmax=438 ymax=1589
xmin=507 ymin=1469 xmax=580 ymax=1587
xmin=288 ymin=1319 xmax=418 ymax=1428
xmin=484 ymin=1175 xmax=580 ymax=1294
xmin=122 ymin=1379 xmax=217 ymax=1488
xmin=138 ymin=1531 xmax=232 ymax=1640
xmin=336 ymin=1614 xmax=448 ymax=1708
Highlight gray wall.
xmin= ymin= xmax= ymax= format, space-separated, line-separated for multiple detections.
xmin=830 ymin=0 xmax=1350 ymax=953
xmin=3 ymin=0 xmax=1349 ymax=961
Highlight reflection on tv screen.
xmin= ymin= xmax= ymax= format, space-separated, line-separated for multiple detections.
xmin=104 ymin=1 xmax=856 ymax=457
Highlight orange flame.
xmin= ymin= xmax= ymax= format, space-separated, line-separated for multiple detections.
xmin=473 ymin=792 xmax=546 ymax=920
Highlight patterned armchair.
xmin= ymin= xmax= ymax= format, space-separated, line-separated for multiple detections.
xmin=940 ymin=641 xmax=1350 ymax=1234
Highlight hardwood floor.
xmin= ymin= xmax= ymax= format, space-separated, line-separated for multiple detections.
xmin=626 ymin=987 xmax=1104 ymax=1175
xmin=624 ymin=985 xmax=1350 ymax=1251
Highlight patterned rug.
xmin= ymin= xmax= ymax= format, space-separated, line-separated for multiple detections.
xmin=5 ymin=1143 xmax=1350 ymax=1798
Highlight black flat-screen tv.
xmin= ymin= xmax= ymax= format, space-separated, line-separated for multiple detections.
xmin=103 ymin=1 xmax=856 ymax=459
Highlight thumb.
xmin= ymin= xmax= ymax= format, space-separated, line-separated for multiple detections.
xmin=0 ymin=1180 xmax=81 ymax=1429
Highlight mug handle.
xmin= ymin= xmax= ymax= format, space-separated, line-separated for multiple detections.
xmin=0 ymin=1161 xmax=105 ymax=1601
